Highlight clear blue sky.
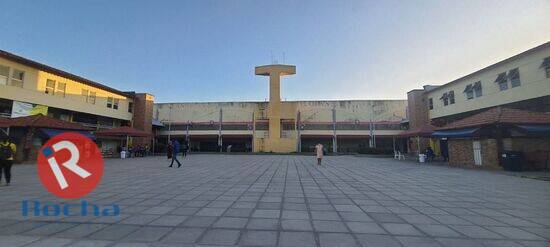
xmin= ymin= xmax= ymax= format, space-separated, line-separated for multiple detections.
xmin=1 ymin=0 xmax=549 ymax=103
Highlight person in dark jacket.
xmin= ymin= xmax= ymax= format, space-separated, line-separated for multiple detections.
xmin=0 ymin=137 xmax=17 ymax=186
xmin=169 ymin=139 xmax=182 ymax=168
xmin=167 ymin=142 xmax=173 ymax=160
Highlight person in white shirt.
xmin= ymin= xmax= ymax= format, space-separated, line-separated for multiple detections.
xmin=315 ymin=143 xmax=324 ymax=166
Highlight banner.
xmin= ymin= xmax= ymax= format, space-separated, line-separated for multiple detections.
xmin=11 ymin=101 xmax=48 ymax=118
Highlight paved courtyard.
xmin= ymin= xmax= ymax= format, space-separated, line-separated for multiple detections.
xmin=0 ymin=154 xmax=549 ymax=247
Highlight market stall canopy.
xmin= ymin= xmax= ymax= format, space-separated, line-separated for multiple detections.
xmin=41 ymin=128 xmax=96 ymax=140
xmin=432 ymin=128 xmax=480 ymax=138
xmin=95 ymin=126 xmax=151 ymax=137
xmin=398 ymin=124 xmax=436 ymax=137
xmin=515 ymin=124 xmax=550 ymax=135
xmin=438 ymin=107 xmax=550 ymax=130
xmin=8 ymin=114 xmax=94 ymax=131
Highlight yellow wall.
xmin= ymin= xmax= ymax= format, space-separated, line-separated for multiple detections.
xmin=427 ymin=46 xmax=550 ymax=119
xmin=0 ymin=57 xmax=133 ymax=121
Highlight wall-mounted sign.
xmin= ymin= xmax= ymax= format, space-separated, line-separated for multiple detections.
xmin=11 ymin=101 xmax=48 ymax=118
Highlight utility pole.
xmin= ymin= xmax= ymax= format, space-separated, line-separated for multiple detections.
xmin=251 ymin=111 xmax=255 ymax=152
xmin=296 ymin=111 xmax=301 ymax=153
xmin=186 ymin=120 xmax=190 ymax=144
xmin=370 ymin=104 xmax=376 ymax=148
xmin=218 ymin=108 xmax=223 ymax=152
xmin=167 ymin=104 xmax=172 ymax=144
xmin=332 ymin=107 xmax=337 ymax=153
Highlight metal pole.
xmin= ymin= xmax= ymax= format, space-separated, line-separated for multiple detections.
xmin=332 ymin=107 xmax=337 ymax=153
xmin=218 ymin=108 xmax=223 ymax=152
xmin=251 ymin=111 xmax=255 ymax=152
xmin=186 ymin=120 xmax=190 ymax=144
xmin=417 ymin=136 xmax=421 ymax=161
xmin=392 ymin=136 xmax=396 ymax=154
xmin=167 ymin=104 xmax=172 ymax=143
xmin=373 ymin=122 xmax=376 ymax=148
xmin=296 ymin=111 xmax=301 ymax=153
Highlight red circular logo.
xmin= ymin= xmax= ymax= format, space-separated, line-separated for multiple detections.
xmin=37 ymin=132 xmax=104 ymax=199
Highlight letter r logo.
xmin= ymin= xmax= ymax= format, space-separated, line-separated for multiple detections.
xmin=37 ymin=133 xmax=104 ymax=199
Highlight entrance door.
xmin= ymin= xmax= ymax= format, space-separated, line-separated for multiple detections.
xmin=473 ymin=140 xmax=482 ymax=166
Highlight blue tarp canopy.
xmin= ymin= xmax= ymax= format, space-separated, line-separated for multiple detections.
xmin=41 ymin=128 xmax=96 ymax=140
xmin=432 ymin=128 xmax=479 ymax=138
xmin=515 ymin=124 xmax=550 ymax=134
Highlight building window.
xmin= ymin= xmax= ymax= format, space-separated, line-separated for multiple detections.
xmin=45 ymin=79 xmax=56 ymax=95
xmin=473 ymin=81 xmax=482 ymax=97
xmin=82 ymin=89 xmax=89 ymax=102
xmin=89 ymin=92 xmax=96 ymax=104
xmin=448 ymin=91 xmax=455 ymax=104
xmin=542 ymin=57 xmax=550 ymax=78
xmin=128 ymin=102 xmax=134 ymax=113
xmin=428 ymin=98 xmax=433 ymax=110
xmin=10 ymin=69 xmax=24 ymax=87
xmin=440 ymin=92 xmax=449 ymax=106
xmin=0 ymin=65 xmax=9 ymax=85
xmin=113 ymin=98 xmax=119 ymax=110
xmin=509 ymin=68 xmax=520 ymax=87
xmin=464 ymin=84 xmax=474 ymax=100
xmin=107 ymin=97 xmax=113 ymax=108
xmin=57 ymin=82 xmax=66 ymax=97
xmin=495 ymin=72 xmax=508 ymax=91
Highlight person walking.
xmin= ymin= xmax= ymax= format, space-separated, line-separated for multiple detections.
xmin=182 ymin=142 xmax=189 ymax=158
xmin=169 ymin=139 xmax=182 ymax=168
xmin=0 ymin=137 xmax=17 ymax=186
xmin=167 ymin=142 xmax=173 ymax=160
xmin=315 ymin=143 xmax=324 ymax=166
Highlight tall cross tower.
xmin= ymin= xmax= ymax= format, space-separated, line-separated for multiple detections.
xmin=255 ymin=64 xmax=296 ymax=142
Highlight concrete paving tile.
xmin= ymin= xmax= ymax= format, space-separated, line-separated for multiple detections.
xmin=281 ymin=219 xmax=313 ymax=231
xmin=381 ymin=223 xmax=424 ymax=236
xmin=198 ymin=229 xmax=241 ymax=245
xmin=346 ymin=222 xmax=386 ymax=234
xmin=122 ymin=226 xmax=172 ymax=242
xmin=450 ymin=225 xmax=504 ymax=239
xmin=212 ymin=217 xmax=248 ymax=229
xmin=313 ymin=220 xmax=349 ymax=232
xmin=279 ymin=231 xmax=316 ymax=247
xmin=161 ymin=227 xmax=205 ymax=244
xmin=319 ymin=233 xmax=359 ymax=247
xmin=252 ymin=209 xmax=280 ymax=219
xmin=53 ymin=223 xmax=108 ymax=238
xmin=246 ymin=218 xmax=279 ymax=230
xmin=65 ymin=239 xmax=113 ymax=247
xmin=239 ymin=230 xmax=278 ymax=246
xmin=355 ymin=234 xmax=401 ymax=247
xmin=88 ymin=225 xmax=140 ymax=240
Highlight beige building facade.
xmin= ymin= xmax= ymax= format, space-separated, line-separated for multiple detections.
xmin=154 ymin=64 xmax=407 ymax=153
xmin=426 ymin=42 xmax=550 ymax=121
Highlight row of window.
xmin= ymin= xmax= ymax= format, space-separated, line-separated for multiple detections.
xmin=81 ymin=89 xmax=97 ymax=104
xmin=45 ymin=79 xmax=67 ymax=97
xmin=429 ymin=56 xmax=550 ymax=110
xmin=495 ymin=67 xmax=521 ymax=91
xmin=0 ymin=65 xmax=25 ymax=87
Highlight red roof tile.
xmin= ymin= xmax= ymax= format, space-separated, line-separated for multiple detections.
xmin=95 ymin=126 xmax=151 ymax=137
xmin=399 ymin=124 xmax=436 ymax=137
xmin=439 ymin=107 xmax=550 ymax=130
xmin=0 ymin=117 xmax=11 ymax=128
xmin=8 ymin=115 xmax=93 ymax=131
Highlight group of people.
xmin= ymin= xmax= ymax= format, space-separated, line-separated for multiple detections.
xmin=117 ymin=144 xmax=150 ymax=158
xmin=167 ymin=139 xmax=189 ymax=168
xmin=0 ymin=136 xmax=16 ymax=186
